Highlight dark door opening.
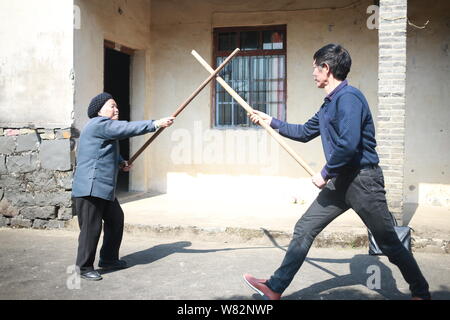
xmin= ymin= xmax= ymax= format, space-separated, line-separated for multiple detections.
xmin=104 ymin=46 xmax=131 ymax=192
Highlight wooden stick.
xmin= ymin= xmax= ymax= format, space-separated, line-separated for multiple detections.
xmin=191 ymin=50 xmax=315 ymax=176
xmin=129 ymin=48 xmax=241 ymax=165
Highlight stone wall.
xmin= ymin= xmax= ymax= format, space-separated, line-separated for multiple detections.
xmin=0 ymin=127 xmax=74 ymax=229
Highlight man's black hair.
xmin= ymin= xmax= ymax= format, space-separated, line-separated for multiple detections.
xmin=313 ymin=44 xmax=352 ymax=80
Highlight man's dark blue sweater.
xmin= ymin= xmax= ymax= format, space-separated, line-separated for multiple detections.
xmin=270 ymin=80 xmax=379 ymax=180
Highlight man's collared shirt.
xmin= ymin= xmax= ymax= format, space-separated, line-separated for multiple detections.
xmin=325 ymin=79 xmax=348 ymax=102
xmin=270 ymin=81 xmax=379 ymax=179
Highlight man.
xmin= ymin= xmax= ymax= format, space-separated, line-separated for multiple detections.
xmin=243 ymin=44 xmax=431 ymax=300
xmin=72 ymin=92 xmax=175 ymax=281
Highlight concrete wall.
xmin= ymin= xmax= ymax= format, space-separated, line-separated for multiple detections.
xmin=0 ymin=0 xmax=74 ymax=128
xmin=404 ymin=0 xmax=450 ymax=207
xmin=73 ymin=0 xmax=152 ymax=190
xmin=148 ymin=0 xmax=378 ymax=203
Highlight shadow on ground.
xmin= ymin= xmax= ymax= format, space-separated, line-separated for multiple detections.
xmin=217 ymin=229 xmax=450 ymax=300
xmin=99 ymin=241 xmax=276 ymax=275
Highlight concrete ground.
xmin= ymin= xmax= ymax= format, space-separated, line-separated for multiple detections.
xmin=1 ymin=228 xmax=450 ymax=300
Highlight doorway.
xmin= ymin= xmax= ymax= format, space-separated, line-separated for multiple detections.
xmin=104 ymin=45 xmax=131 ymax=192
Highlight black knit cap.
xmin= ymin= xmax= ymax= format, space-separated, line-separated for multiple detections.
xmin=87 ymin=92 xmax=113 ymax=118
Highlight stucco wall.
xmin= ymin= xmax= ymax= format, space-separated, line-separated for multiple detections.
xmin=148 ymin=0 xmax=378 ymax=203
xmin=404 ymin=0 xmax=450 ymax=206
xmin=0 ymin=0 xmax=74 ymax=128
xmin=73 ymin=0 xmax=152 ymax=128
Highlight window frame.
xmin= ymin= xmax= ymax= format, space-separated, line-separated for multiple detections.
xmin=212 ymin=25 xmax=287 ymax=129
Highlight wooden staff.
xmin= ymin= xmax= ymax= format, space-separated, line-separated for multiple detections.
xmin=191 ymin=50 xmax=315 ymax=176
xmin=128 ymin=48 xmax=240 ymax=165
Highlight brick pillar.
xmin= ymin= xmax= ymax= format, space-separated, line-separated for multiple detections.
xmin=377 ymin=0 xmax=408 ymax=223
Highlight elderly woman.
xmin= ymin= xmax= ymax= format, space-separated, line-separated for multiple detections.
xmin=72 ymin=92 xmax=174 ymax=281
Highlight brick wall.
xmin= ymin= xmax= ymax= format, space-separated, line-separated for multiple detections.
xmin=378 ymin=0 xmax=408 ymax=223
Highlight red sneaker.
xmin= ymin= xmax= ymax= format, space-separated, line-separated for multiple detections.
xmin=243 ymin=274 xmax=281 ymax=300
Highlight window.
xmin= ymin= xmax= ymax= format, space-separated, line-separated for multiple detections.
xmin=213 ymin=25 xmax=287 ymax=128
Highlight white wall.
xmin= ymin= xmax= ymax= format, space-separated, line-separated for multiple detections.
xmin=404 ymin=0 xmax=450 ymax=206
xmin=130 ymin=50 xmax=151 ymax=191
xmin=0 ymin=0 xmax=74 ymax=128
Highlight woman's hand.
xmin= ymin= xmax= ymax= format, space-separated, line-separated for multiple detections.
xmin=120 ymin=161 xmax=133 ymax=172
xmin=155 ymin=117 xmax=175 ymax=128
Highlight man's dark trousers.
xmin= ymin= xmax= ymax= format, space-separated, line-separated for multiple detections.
xmin=74 ymin=196 xmax=124 ymax=272
xmin=266 ymin=165 xmax=431 ymax=299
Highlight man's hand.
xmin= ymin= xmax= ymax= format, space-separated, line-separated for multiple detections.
xmin=312 ymin=172 xmax=328 ymax=189
xmin=120 ymin=161 xmax=133 ymax=172
xmin=248 ymin=110 xmax=272 ymax=125
xmin=155 ymin=117 xmax=175 ymax=129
